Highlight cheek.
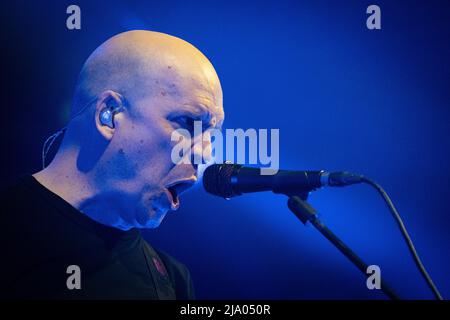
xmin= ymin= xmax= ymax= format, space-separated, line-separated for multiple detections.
xmin=134 ymin=125 xmax=176 ymax=177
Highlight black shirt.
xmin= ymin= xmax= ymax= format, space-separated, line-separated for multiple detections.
xmin=0 ymin=175 xmax=195 ymax=299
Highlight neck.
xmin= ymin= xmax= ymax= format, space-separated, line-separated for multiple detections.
xmin=33 ymin=147 xmax=96 ymax=212
xmin=33 ymin=146 xmax=132 ymax=230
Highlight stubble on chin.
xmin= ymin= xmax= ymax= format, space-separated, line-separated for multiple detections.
xmin=134 ymin=190 xmax=168 ymax=228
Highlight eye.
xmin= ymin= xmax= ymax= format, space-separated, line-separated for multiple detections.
xmin=170 ymin=116 xmax=195 ymax=133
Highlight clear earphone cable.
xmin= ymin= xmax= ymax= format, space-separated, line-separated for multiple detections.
xmin=42 ymin=127 xmax=67 ymax=169
xmin=41 ymin=97 xmax=98 ymax=169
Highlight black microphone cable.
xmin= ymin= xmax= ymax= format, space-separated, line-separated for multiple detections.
xmin=203 ymin=164 xmax=444 ymax=299
xmin=360 ymin=176 xmax=443 ymax=300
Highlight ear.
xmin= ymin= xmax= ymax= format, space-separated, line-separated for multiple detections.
xmin=94 ymin=90 xmax=126 ymax=141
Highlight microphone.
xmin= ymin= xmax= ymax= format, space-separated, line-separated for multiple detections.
xmin=202 ymin=163 xmax=364 ymax=198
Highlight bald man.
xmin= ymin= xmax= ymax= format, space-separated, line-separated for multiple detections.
xmin=0 ymin=30 xmax=224 ymax=299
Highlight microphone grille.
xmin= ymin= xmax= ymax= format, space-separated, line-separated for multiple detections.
xmin=202 ymin=164 xmax=242 ymax=198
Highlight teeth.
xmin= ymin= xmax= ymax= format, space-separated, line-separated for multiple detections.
xmin=168 ymin=187 xmax=180 ymax=210
xmin=171 ymin=200 xmax=180 ymax=211
xmin=166 ymin=179 xmax=196 ymax=211
xmin=171 ymin=194 xmax=180 ymax=210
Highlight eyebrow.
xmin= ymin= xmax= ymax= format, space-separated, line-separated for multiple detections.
xmin=181 ymin=103 xmax=223 ymax=129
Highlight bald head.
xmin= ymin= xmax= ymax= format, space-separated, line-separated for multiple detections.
xmin=42 ymin=30 xmax=224 ymax=229
xmin=72 ymin=30 xmax=223 ymax=120
xmin=36 ymin=30 xmax=224 ymax=229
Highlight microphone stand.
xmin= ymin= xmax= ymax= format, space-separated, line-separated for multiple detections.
xmin=287 ymin=195 xmax=400 ymax=300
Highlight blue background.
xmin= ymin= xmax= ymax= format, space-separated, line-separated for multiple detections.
xmin=1 ymin=0 xmax=449 ymax=299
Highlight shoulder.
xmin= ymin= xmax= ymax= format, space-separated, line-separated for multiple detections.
xmin=0 ymin=175 xmax=44 ymax=212
xmin=0 ymin=175 xmax=34 ymax=221
xmin=0 ymin=175 xmax=29 ymax=201
xmin=155 ymin=248 xmax=196 ymax=300
xmin=0 ymin=175 xmax=54 ymax=225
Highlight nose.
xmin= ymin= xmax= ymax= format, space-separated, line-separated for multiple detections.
xmin=190 ymin=130 xmax=212 ymax=166
xmin=201 ymin=131 xmax=213 ymax=163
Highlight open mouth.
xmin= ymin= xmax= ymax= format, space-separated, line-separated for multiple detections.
xmin=166 ymin=179 xmax=196 ymax=210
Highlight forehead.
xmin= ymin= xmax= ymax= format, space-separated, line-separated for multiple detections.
xmin=183 ymin=90 xmax=224 ymax=127
xmin=132 ymin=54 xmax=224 ymax=125
xmin=157 ymin=71 xmax=224 ymax=127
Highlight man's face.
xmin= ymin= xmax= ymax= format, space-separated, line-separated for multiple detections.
xmin=107 ymin=70 xmax=224 ymax=229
